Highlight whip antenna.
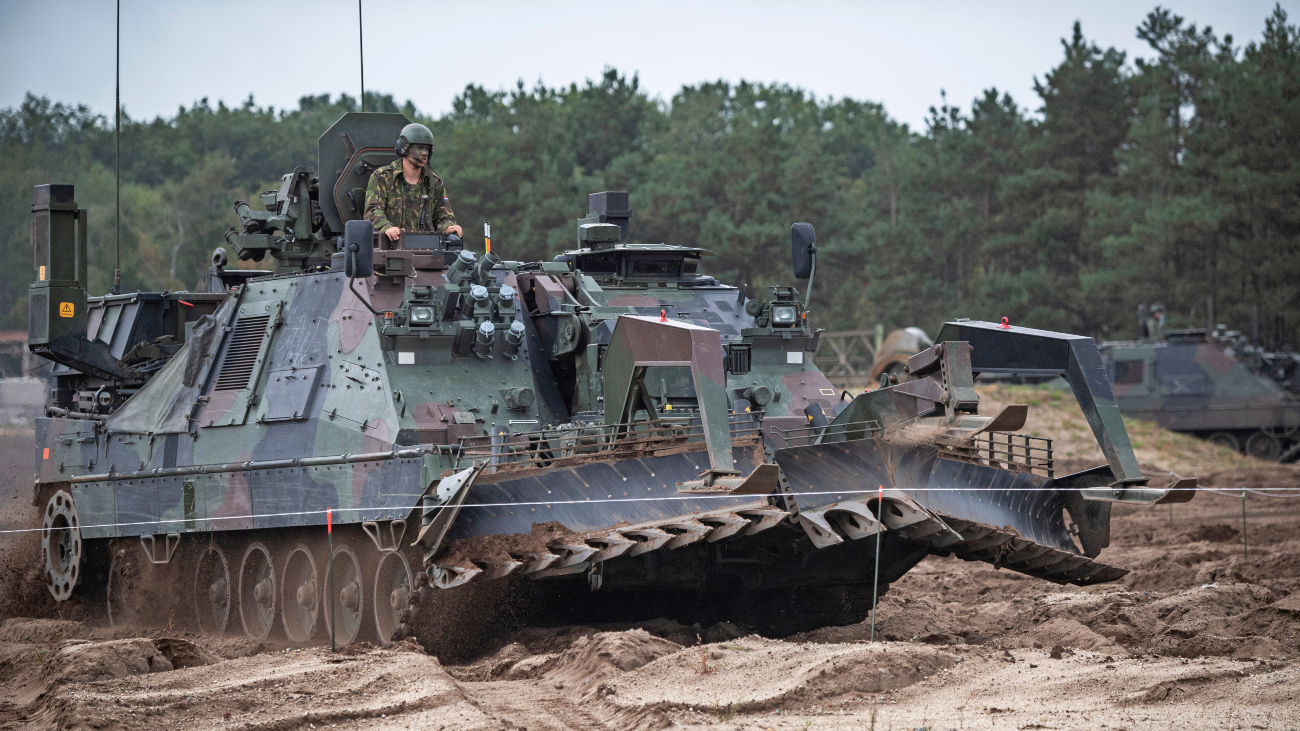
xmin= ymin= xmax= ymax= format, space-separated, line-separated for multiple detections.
xmin=358 ymin=0 xmax=365 ymax=113
xmin=113 ymin=0 xmax=121 ymax=294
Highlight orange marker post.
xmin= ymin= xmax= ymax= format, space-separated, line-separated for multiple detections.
xmin=484 ymin=220 xmax=491 ymax=254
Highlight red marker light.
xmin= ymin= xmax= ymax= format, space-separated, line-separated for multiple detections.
xmin=1000 ymin=317 xmax=1011 ymax=329
xmin=327 ymin=508 xmax=332 ymax=534
xmin=660 ymin=309 xmax=667 ymax=322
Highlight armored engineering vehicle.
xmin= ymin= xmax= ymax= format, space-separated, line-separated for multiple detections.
xmin=28 ymin=113 xmax=1194 ymax=650
xmin=1100 ymin=329 xmax=1300 ymax=461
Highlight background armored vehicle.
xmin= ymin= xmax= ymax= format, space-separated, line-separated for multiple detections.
xmin=1100 ymin=328 xmax=1300 ymax=461
xmin=865 ymin=327 xmax=933 ymax=386
xmin=870 ymin=323 xmax=1300 ymax=463
xmin=28 ymin=113 xmax=1192 ymax=652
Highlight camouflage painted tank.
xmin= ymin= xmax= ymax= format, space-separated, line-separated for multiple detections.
xmin=27 ymin=113 xmax=1194 ymax=650
xmin=1100 ymin=329 xmax=1300 ymax=461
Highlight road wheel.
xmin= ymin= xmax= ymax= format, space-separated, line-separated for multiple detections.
xmin=1245 ymin=431 xmax=1282 ymax=461
xmin=323 ymin=544 xmax=365 ymax=646
xmin=194 ymin=544 xmax=231 ymax=634
xmin=239 ymin=542 xmax=277 ymax=641
xmin=373 ymin=550 xmax=413 ymax=646
xmin=1206 ymin=432 xmax=1240 ymax=453
xmin=41 ymin=490 xmax=81 ymax=602
xmin=280 ymin=543 xmax=319 ymax=643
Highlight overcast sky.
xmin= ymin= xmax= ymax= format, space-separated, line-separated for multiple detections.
xmin=3 ymin=0 xmax=1296 ymax=131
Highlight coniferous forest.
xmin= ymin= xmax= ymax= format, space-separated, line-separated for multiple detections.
xmin=1 ymin=8 xmax=1297 ymax=345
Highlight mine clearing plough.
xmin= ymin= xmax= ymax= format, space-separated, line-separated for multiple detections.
xmin=417 ymin=319 xmax=1198 ymax=617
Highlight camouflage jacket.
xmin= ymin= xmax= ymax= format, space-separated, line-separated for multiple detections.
xmin=363 ymin=159 xmax=457 ymax=233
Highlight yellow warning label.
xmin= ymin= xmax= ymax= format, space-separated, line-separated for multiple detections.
xmin=58 ymin=302 xmax=74 ymax=318
xmin=38 ymin=265 xmax=45 ymax=281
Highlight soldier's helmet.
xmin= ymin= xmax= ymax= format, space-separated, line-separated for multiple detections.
xmin=395 ymin=123 xmax=435 ymax=157
xmin=1150 ymin=302 xmax=1165 ymax=313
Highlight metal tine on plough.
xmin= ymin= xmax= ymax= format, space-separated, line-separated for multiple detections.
xmin=738 ymin=505 xmax=787 ymax=535
xmin=586 ymin=534 xmax=636 ymax=562
xmin=550 ymin=543 xmax=599 ymax=568
xmin=661 ymin=519 xmax=712 ymax=549
xmin=700 ymin=513 xmax=750 ymax=542
xmin=623 ymin=528 xmax=673 ymax=555
xmin=429 ymin=564 xmax=483 ymax=590
xmin=429 ymin=498 xmax=793 ymax=589
xmin=511 ymin=550 xmax=561 ymax=574
xmin=475 ymin=557 xmax=523 ymax=580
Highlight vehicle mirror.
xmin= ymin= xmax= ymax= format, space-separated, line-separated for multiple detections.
xmin=791 ymin=223 xmax=815 ymax=279
xmin=344 ymin=220 xmax=374 ymax=278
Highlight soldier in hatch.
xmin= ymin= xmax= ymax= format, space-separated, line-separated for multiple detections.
xmin=364 ymin=122 xmax=463 ymax=243
xmin=1144 ymin=303 xmax=1166 ymax=341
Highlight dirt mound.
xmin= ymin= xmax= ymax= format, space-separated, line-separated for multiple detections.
xmin=545 ymin=629 xmax=682 ymax=689
xmin=0 ymin=641 xmax=476 ymax=730
xmin=1186 ymin=523 xmax=1240 ymax=542
xmin=597 ymin=637 xmax=957 ymax=716
xmin=0 ymin=634 xmax=219 ymax=718
xmin=152 ymin=637 xmax=222 ymax=669
xmin=0 ymin=618 xmax=88 ymax=644
xmin=1025 ymin=617 xmax=1127 ymax=655
xmin=453 ymin=625 xmax=685 ymax=682
xmin=43 ymin=638 xmax=174 ymax=684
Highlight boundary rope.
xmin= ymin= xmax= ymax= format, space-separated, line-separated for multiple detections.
xmin=6 ymin=485 xmax=1299 ymax=535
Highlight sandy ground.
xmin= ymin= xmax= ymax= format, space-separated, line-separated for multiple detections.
xmin=1 ymin=395 xmax=1299 ymax=729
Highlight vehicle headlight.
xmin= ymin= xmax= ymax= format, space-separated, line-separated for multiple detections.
xmin=410 ymin=306 xmax=434 ymax=325
xmin=771 ymin=305 xmax=798 ymax=326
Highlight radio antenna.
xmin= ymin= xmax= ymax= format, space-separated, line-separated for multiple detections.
xmin=358 ymin=0 xmax=365 ymax=113
xmin=113 ymin=0 xmax=121 ymax=295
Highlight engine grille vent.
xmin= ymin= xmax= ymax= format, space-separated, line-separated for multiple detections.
xmin=213 ymin=314 xmax=270 ymax=391
xmin=728 ymin=344 xmax=751 ymax=375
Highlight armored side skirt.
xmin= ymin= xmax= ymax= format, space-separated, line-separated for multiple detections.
xmin=67 ymin=452 xmax=440 ymax=539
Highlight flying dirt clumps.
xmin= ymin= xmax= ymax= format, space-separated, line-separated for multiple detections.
xmin=438 ymin=521 xmax=582 ymax=568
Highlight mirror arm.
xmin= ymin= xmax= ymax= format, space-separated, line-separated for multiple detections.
xmin=348 ymin=250 xmax=382 ymax=316
xmin=803 ymin=247 xmax=816 ymax=311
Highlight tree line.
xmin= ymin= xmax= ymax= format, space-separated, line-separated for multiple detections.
xmin=1 ymin=6 xmax=1296 ymax=347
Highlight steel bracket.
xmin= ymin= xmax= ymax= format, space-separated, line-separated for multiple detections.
xmin=363 ymin=519 xmax=407 ymax=554
xmin=139 ymin=533 xmax=181 ymax=565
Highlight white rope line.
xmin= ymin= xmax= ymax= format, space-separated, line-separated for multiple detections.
xmin=6 ymin=485 xmax=1299 ymax=535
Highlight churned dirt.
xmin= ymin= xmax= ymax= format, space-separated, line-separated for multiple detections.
xmin=2 ymin=396 xmax=1300 ymax=729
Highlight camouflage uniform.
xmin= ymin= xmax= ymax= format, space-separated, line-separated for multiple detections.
xmin=363 ymin=159 xmax=457 ymax=234
xmin=1144 ymin=315 xmax=1164 ymax=341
